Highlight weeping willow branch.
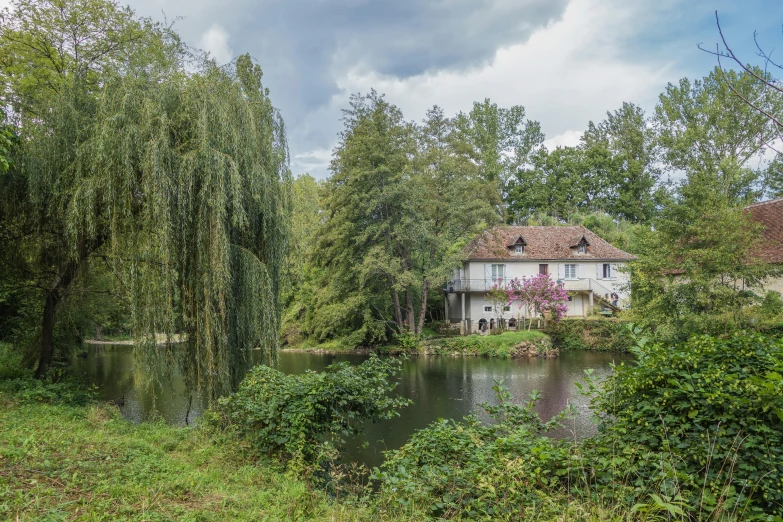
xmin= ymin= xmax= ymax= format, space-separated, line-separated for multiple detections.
xmin=16 ymin=55 xmax=290 ymax=398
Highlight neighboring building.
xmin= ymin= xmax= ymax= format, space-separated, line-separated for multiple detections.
xmin=746 ymin=198 xmax=783 ymax=295
xmin=445 ymin=226 xmax=635 ymax=333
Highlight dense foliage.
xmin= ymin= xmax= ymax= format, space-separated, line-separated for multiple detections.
xmin=544 ymin=319 xmax=634 ymax=352
xmin=375 ymin=383 xmax=572 ymax=519
xmin=0 ymin=0 xmax=291 ymax=395
xmin=587 ymin=333 xmax=783 ymax=518
xmin=213 ymin=356 xmax=410 ymax=466
xmin=374 ymin=333 xmax=783 ymax=520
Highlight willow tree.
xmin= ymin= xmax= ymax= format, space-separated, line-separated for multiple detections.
xmin=2 ymin=0 xmax=290 ymax=397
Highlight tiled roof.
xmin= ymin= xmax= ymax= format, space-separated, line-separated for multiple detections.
xmin=746 ymin=198 xmax=783 ymax=264
xmin=464 ymin=226 xmax=636 ymax=261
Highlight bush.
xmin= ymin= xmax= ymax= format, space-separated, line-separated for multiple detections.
xmin=393 ymin=331 xmax=419 ymax=351
xmin=586 ymin=333 xmax=783 ymax=518
xmin=760 ymin=290 xmax=783 ymax=318
xmin=0 ymin=377 xmax=97 ymax=406
xmin=420 ymin=331 xmax=551 ymax=358
xmin=212 ymin=355 xmax=410 ymax=466
xmin=374 ymin=383 xmax=573 ymax=519
xmin=545 ymin=318 xmax=633 ymax=351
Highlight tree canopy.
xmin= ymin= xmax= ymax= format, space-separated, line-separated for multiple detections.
xmin=0 ymin=0 xmax=290 ymax=397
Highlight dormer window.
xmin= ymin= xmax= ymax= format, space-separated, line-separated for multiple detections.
xmin=509 ymin=235 xmax=526 ymax=255
xmin=572 ymin=234 xmax=589 ymax=254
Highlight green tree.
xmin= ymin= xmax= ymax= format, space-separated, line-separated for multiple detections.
xmin=454 ymin=99 xmax=544 ymax=210
xmin=654 ymin=67 xmax=783 ymax=205
xmin=307 ymin=95 xmax=497 ymax=344
xmin=582 ymin=102 xmax=664 ymax=223
xmin=1 ymin=0 xmax=290 ymax=396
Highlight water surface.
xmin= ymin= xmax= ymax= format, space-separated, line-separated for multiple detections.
xmin=74 ymin=346 xmax=629 ymax=469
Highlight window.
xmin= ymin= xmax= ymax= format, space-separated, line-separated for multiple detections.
xmin=514 ymin=244 xmax=524 ymax=254
xmin=483 ymin=306 xmax=493 ymax=313
xmin=564 ymin=264 xmax=577 ymax=279
xmin=567 ymin=295 xmax=573 ymax=302
xmin=577 ymin=243 xmax=586 ymax=254
xmin=602 ymin=263 xmax=611 ymax=279
xmin=503 ymin=305 xmax=511 ymax=312
xmin=491 ymin=264 xmax=505 ymax=280
xmin=539 ymin=264 xmax=548 ymax=275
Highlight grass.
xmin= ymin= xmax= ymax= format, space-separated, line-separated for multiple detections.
xmin=0 ymin=390 xmax=411 ymax=521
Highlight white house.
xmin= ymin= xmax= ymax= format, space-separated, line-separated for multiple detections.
xmin=445 ymin=226 xmax=636 ymax=333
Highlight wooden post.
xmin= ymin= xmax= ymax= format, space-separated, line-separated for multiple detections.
xmin=588 ymin=291 xmax=594 ymax=317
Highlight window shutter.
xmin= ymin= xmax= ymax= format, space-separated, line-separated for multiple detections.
xmin=484 ymin=264 xmax=492 ymax=281
xmin=557 ymin=264 xmax=565 ymax=279
xmin=610 ymin=264 xmax=617 ymax=279
xmin=577 ymin=264 xmax=585 ymax=279
xmin=596 ymin=264 xmax=602 ymax=279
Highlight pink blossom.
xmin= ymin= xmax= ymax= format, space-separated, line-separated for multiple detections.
xmin=507 ymin=273 xmax=569 ymax=323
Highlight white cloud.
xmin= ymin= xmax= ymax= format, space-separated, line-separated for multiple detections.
xmin=544 ymin=130 xmax=583 ymax=150
xmin=199 ymin=24 xmax=233 ymax=64
xmin=292 ymin=0 xmax=681 ymax=178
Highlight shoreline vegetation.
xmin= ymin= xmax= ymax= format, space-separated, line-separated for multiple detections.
xmin=281 ymin=319 xmax=634 ymax=356
xmin=2 ymin=332 xmax=781 ymax=520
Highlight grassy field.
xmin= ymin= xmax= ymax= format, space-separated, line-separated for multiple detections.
xmin=0 ymin=391 xmax=398 ymax=521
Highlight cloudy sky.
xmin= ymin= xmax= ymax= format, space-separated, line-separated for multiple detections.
xmin=10 ymin=0 xmax=783 ymax=177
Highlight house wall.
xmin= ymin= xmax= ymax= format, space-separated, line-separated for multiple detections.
xmin=446 ymin=260 xmax=630 ymax=328
xmin=766 ymin=276 xmax=783 ymax=295
xmin=465 ymin=260 xmax=630 ymax=297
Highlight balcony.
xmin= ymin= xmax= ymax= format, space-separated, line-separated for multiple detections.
xmin=445 ymin=277 xmax=616 ymax=297
xmin=443 ymin=278 xmax=514 ymax=293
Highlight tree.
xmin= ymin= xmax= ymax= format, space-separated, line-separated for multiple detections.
xmin=629 ymin=199 xmax=779 ymax=341
xmin=484 ymin=283 xmax=509 ymax=329
xmin=654 ymin=67 xmax=783 ymax=205
xmin=454 ymin=99 xmax=544 ymax=212
xmin=1 ymin=0 xmax=291 ymax=397
xmin=507 ymin=146 xmax=592 ymax=222
xmin=702 ymin=13 xmax=783 ymax=198
xmin=508 ymin=274 xmax=568 ymax=329
xmin=582 ymin=103 xmax=663 ymax=223
xmin=309 ymin=95 xmax=497 ymax=344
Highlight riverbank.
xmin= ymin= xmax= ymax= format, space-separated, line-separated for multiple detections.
xmin=282 ymin=329 xmax=552 ymax=357
xmin=0 ymin=389 xmax=387 ymax=521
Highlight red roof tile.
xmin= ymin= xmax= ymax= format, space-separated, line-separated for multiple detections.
xmin=464 ymin=226 xmax=636 ymax=261
xmin=746 ymin=198 xmax=783 ymax=264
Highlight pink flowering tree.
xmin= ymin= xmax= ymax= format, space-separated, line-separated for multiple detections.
xmin=484 ymin=279 xmax=510 ymax=330
xmin=508 ymin=274 xmax=569 ymax=329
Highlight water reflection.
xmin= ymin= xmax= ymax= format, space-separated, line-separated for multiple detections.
xmin=73 ymin=345 xmax=629 ymax=469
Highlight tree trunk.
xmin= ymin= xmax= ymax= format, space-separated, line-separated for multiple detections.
xmin=416 ymin=280 xmax=430 ymax=335
xmin=35 ymin=258 xmax=80 ymax=379
xmin=405 ymin=290 xmax=415 ymax=334
xmin=391 ymin=284 xmax=403 ymax=331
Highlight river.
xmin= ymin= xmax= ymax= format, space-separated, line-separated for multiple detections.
xmin=73 ymin=345 xmax=629 ymax=469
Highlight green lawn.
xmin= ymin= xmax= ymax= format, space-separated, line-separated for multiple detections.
xmin=0 ymin=391 xmax=405 ymax=521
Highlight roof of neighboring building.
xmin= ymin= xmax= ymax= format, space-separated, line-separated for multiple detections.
xmin=746 ymin=197 xmax=783 ymax=264
xmin=464 ymin=225 xmax=636 ymax=261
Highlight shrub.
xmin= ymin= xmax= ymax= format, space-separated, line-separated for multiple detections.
xmin=212 ymin=355 xmax=410 ymax=466
xmin=586 ymin=333 xmax=783 ymax=518
xmin=0 ymin=377 xmax=97 ymax=406
xmin=394 ymin=331 xmax=419 ymax=351
xmin=545 ymin=318 xmax=633 ymax=351
xmin=374 ymin=383 xmax=573 ymax=519
xmin=760 ymin=290 xmax=783 ymax=318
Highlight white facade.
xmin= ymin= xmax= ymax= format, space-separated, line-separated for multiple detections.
xmin=445 ymin=259 xmax=630 ymax=332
